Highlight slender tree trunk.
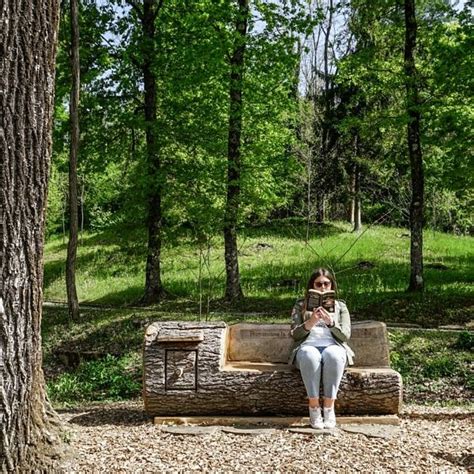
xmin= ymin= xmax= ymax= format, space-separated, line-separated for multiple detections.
xmin=314 ymin=0 xmax=334 ymax=225
xmin=140 ymin=0 xmax=165 ymax=304
xmin=353 ymin=164 xmax=362 ymax=232
xmin=315 ymin=191 xmax=325 ymax=223
xmin=224 ymin=0 xmax=249 ymax=302
xmin=0 ymin=1 xmax=62 ymax=470
xmin=349 ymin=162 xmax=356 ymax=225
xmin=306 ymin=155 xmax=312 ymax=242
xmin=290 ymin=38 xmax=302 ymax=114
xmin=322 ymin=0 xmax=333 ymax=151
xmin=404 ymin=0 xmax=424 ymax=292
xmin=80 ymin=178 xmax=85 ymax=235
xmin=66 ymin=0 xmax=81 ymax=319
xmin=352 ymin=135 xmax=362 ymax=232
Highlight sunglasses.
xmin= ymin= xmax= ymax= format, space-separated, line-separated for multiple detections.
xmin=315 ymin=281 xmax=331 ymax=288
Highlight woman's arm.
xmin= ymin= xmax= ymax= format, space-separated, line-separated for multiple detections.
xmin=290 ymin=299 xmax=310 ymax=341
xmin=329 ymin=301 xmax=351 ymax=342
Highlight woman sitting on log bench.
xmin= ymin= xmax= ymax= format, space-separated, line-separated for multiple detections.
xmin=288 ymin=268 xmax=354 ymax=429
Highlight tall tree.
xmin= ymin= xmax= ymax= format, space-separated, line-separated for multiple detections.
xmin=335 ymin=1 xmax=471 ymax=236
xmin=0 ymin=0 xmax=62 ymax=470
xmin=66 ymin=0 xmax=81 ymax=319
xmin=126 ymin=0 xmax=166 ymax=304
xmin=224 ymin=0 xmax=249 ymax=302
xmin=404 ymin=0 xmax=424 ymax=291
xmin=316 ymin=0 xmax=334 ymax=223
xmin=300 ymin=0 xmax=344 ymax=225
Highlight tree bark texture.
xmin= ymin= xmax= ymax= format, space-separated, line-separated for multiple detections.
xmin=404 ymin=0 xmax=424 ymax=292
xmin=140 ymin=0 xmax=165 ymax=304
xmin=223 ymin=0 xmax=249 ymax=302
xmin=0 ymin=1 xmax=62 ymax=471
xmin=66 ymin=0 xmax=80 ymax=320
xmin=143 ymin=322 xmax=402 ymax=417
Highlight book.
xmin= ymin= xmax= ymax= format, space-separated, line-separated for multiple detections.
xmin=306 ymin=289 xmax=335 ymax=313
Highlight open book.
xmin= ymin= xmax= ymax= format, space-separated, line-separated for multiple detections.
xmin=306 ymin=289 xmax=335 ymax=313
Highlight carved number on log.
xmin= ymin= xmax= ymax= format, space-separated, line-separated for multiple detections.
xmin=165 ymin=350 xmax=198 ymax=391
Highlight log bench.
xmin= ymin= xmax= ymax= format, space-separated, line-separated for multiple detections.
xmin=143 ymin=321 xmax=402 ymax=417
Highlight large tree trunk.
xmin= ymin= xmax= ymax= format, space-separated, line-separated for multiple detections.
xmin=0 ymin=1 xmax=62 ymax=470
xmin=66 ymin=0 xmax=81 ymax=320
xmin=139 ymin=0 xmax=165 ymax=304
xmin=224 ymin=0 xmax=249 ymax=302
xmin=404 ymin=0 xmax=424 ymax=292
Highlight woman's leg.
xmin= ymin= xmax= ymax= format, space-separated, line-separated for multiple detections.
xmin=295 ymin=345 xmax=323 ymax=408
xmin=321 ymin=344 xmax=347 ymax=408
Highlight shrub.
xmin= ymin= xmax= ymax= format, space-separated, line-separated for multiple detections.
xmin=421 ymin=355 xmax=458 ymax=379
xmin=47 ymin=354 xmax=141 ymax=405
xmin=453 ymin=331 xmax=474 ymax=351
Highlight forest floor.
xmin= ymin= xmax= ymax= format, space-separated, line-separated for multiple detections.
xmin=58 ymin=401 xmax=473 ymax=473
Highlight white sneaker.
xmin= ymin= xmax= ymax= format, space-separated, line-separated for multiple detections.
xmin=309 ymin=407 xmax=324 ymax=429
xmin=323 ymin=407 xmax=336 ymax=428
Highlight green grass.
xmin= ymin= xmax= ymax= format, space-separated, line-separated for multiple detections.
xmin=43 ymin=220 xmax=474 ymax=325
xmin=47 ymin=353 xmax=141 ymax=405
xmin=389 ymin=329 xmax=473 ymax=405
xmin=42 ymin=220 xmax=473 ymax=406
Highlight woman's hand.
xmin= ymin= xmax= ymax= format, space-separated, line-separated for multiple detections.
xmin=316 ymin=307 xmax=334 ymax=327
xmin=310 ymin=309 xmax=322 ymax=325
xmin=304 ymin=309 xmax=321 ymax=330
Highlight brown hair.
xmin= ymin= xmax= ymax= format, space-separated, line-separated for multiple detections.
xmin=306 ymin=267 xmax=337 ymax=293
xmin=303 ymin=268 xmax=337 ymax=317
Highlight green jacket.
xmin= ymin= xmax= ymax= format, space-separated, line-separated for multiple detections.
xmin=288 ymin=298 xmax=355 ymax=366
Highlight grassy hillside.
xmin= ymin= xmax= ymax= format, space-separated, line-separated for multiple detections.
xmin=43 ymin=220 xmax=473 ymax=326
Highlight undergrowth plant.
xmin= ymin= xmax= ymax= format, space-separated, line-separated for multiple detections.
xmin=47 ymin=353 xmax=141 ymax=406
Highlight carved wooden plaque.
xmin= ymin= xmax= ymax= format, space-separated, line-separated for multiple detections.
xmin=165 ymin=349 xmax=198 ymax=391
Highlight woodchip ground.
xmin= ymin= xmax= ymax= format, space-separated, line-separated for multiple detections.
xmin=59 ymin=402 xmax=473 ymax=473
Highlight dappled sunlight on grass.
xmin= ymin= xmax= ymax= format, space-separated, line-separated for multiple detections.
xmin=389 ymin=329 xmax=473 ymax=403
xmin=43 ymin=221 xmax=473 ymax=324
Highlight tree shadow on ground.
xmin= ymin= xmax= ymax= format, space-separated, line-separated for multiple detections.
xmin=43 ymin=258 xmax=66 ymax=291
xmin=62 ymin=255 xmax=474 ymax=330
xmin=47 ymin=224 xmax=148 ymax=253
xmin=60 ymin=406 xmax=150 ymax=427
xmin=85 ymin=286 xmax=145 ymax=306
xmin=430 ymin=452 xmax=473 ymax=471
xmin=242 ymin=220 xmax=345 ymax=241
